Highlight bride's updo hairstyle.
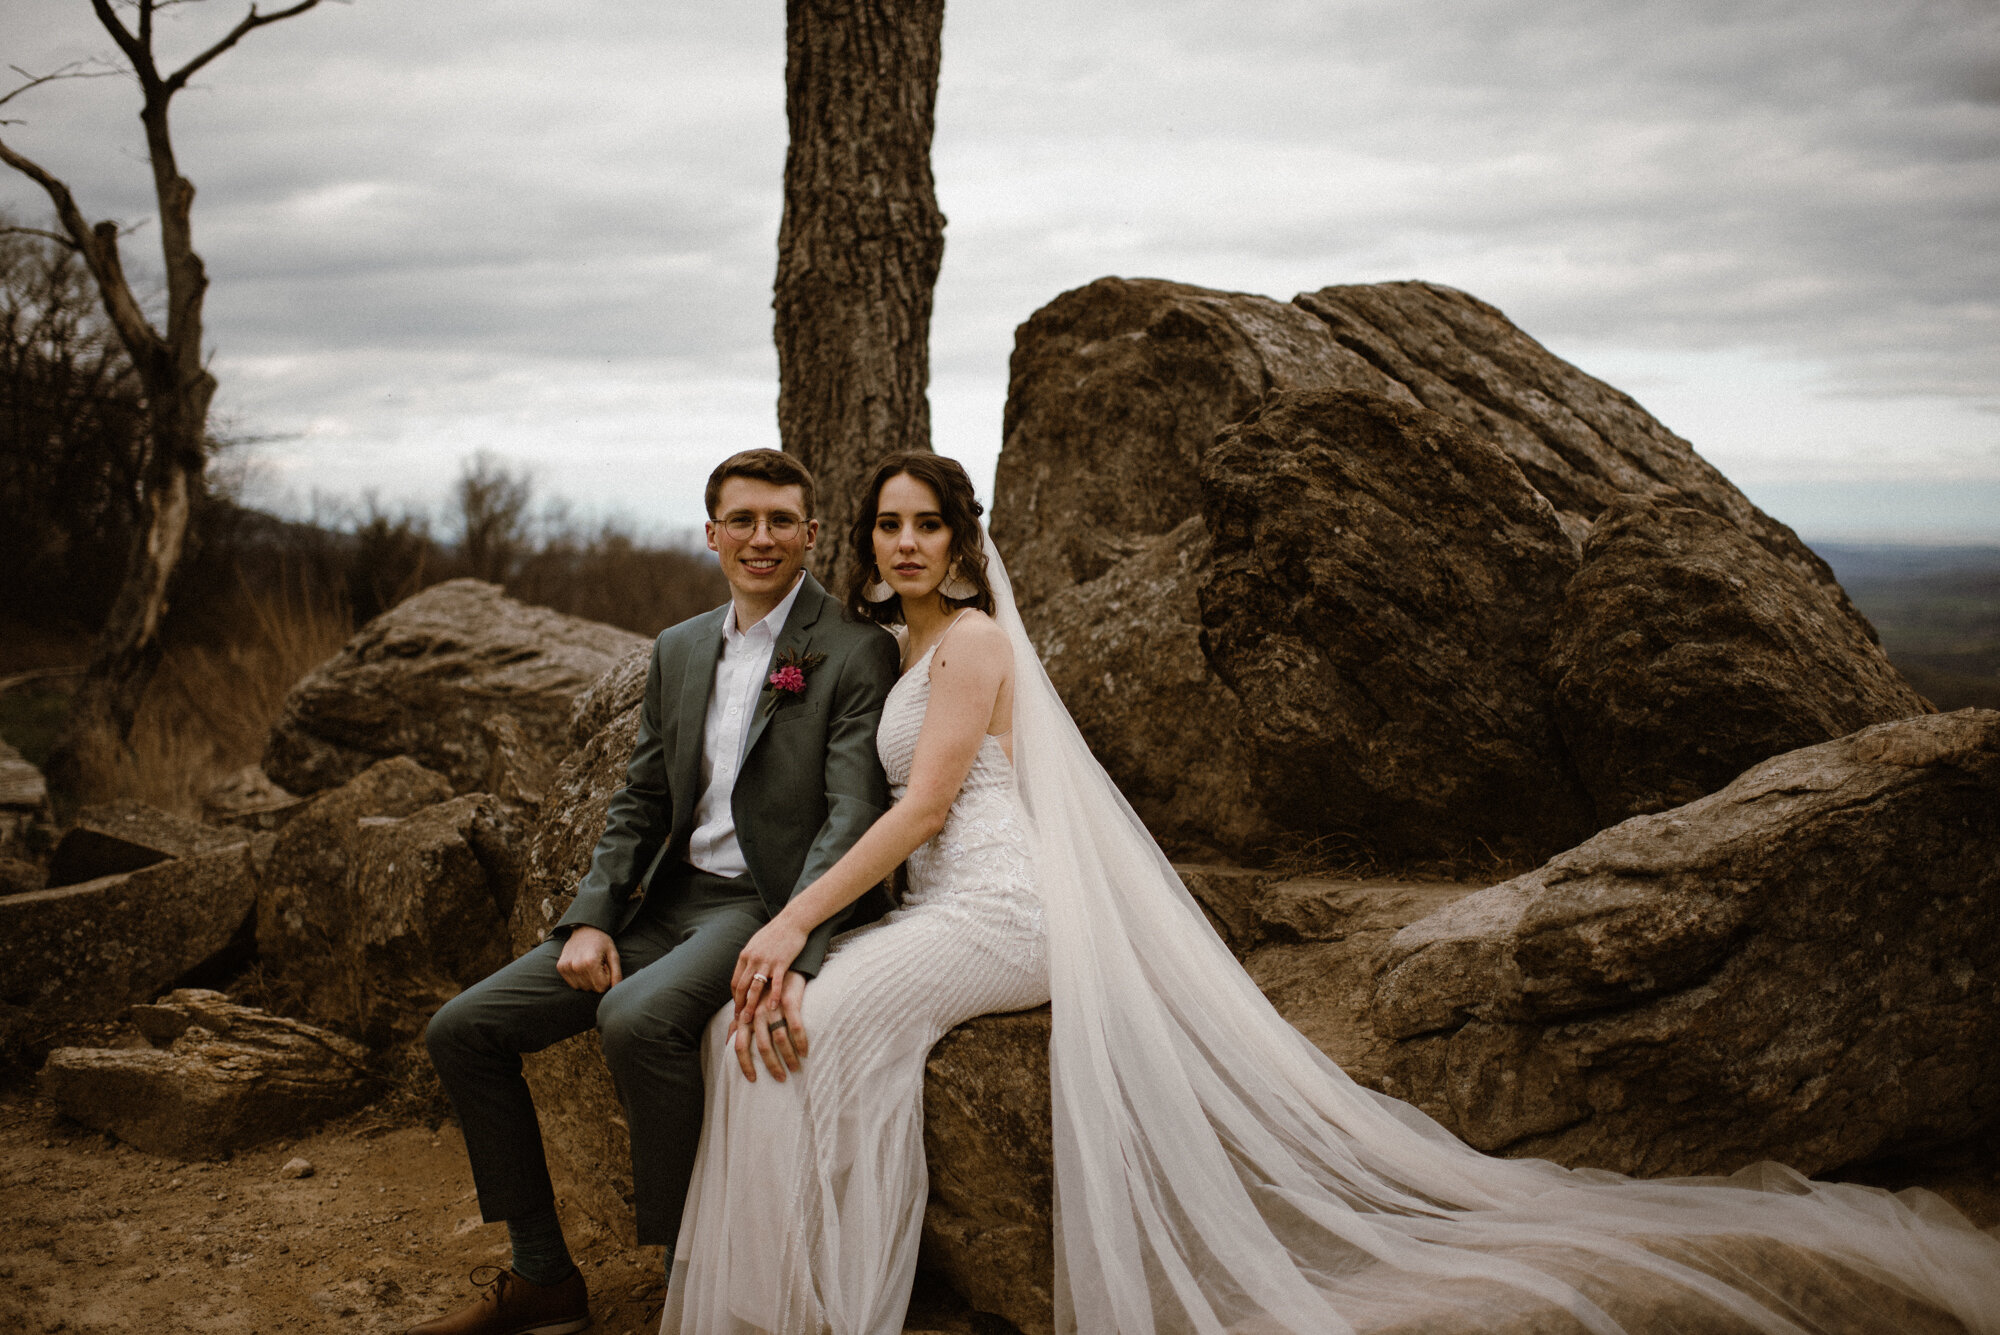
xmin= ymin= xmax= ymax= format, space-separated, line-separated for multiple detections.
xmin=845 ymin=452 xmax=996 ymax=626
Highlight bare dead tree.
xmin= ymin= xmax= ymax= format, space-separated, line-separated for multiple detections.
xmin=0 ymin=0 xmax=327 ymax=802
xmin=775 ymin=0 xmax=947 ymax=582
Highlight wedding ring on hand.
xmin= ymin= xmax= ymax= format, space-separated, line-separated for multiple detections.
xmin=769 ymin=1018 xmax=789 ymax=1032
xmin=751 ymin=973 xmax=769 ymax=985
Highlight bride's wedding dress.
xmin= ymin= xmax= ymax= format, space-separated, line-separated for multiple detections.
xmin=665 ymin=533 xmax=2000 ymax=1335
xmin=664 ymin=623 xmax=1049 ymax=1335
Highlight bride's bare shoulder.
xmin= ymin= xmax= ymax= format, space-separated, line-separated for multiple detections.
xmin=936 ymin=610 xmax=1011 ymax=670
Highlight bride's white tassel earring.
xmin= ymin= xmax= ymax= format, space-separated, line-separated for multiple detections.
xmin=862 ymin=566 xmax=897 ymax=602
xmin=939 ymin=563 xmax=978 ymax=600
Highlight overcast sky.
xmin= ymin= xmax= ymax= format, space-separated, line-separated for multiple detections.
xmin=5 ymin=0 xmax=1997 ymax=543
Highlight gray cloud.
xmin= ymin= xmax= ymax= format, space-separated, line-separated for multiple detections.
xmin=3 ymin=0 xmax=1994 ymax=530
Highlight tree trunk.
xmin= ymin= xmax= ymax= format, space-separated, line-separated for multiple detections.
xmin=43 ymin=458 xmax=197 ymax=804
xmin=775 ymin=0 xmax=947 ymax=586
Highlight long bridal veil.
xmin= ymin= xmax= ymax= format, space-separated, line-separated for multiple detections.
xmin=982 ymin=529 xmax=2000 ymax=1335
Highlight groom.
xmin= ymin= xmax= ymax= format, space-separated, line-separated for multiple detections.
xmin=413 ymin=449 xmax=901 ymax=1335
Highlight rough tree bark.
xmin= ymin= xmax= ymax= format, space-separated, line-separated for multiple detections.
xmin=0 ymin=0 xmax=325 ymax=804
xmin=775 ymin=0 xmax=947 ymax=584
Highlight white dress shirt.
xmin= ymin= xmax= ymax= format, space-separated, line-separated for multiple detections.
xmin=686 ymin=574 xmax=806 ymax=878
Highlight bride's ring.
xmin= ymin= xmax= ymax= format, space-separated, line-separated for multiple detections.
xmin=751 ymin=973 xmax=769 ymax=985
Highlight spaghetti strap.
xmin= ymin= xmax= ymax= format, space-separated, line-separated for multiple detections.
xmin=931 ymin=610 xmax=974 ymax=658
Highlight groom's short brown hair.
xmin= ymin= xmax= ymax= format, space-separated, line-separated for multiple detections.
xmin=705 ymin=449 xmax=817 ymax=519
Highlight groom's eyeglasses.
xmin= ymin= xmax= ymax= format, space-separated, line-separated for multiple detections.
xmin=719 ymin=513 xmax=804 ymax=540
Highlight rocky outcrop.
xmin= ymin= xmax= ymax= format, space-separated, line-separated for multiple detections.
xmin=921 ymin=1009 xmax=1056 ymax=1335
xmin=990 ymin=278 xmax=1413 ymax=608
xmin=263 ymin=579 xmax=646 ymax=797
xmin=257 ymin=757 xmax=453 ymax=986
xmin=39 ymin=989 xmax=378 ymax=1158
xmin=256 ymin=757 xmax=522 ymax=1044
xmin=1198 ymin=389 xmax=1594 ymax=861
xmin=1291 ymin=283 xmax=1855 ymax=610
xmin=201 ymin=764 xmax=305 ymax=831
xmin=1371 ymin=709 xmax=2000 ymax=1176
xmin=992 ymin=276 xmax=1916 ymax=862
xmin=1545 ymin=498 xmax=1932 ymax=824
xmin=1019 ymin=519 xmax=1273 ymax=856
xmin=47 ymin=799 xmax=244 ymax=885
xmin=0 ymin=842 xmax=257 ymax=1022
xmin=502 ymin=655 xmax=653 ymax=1244
xmin=339 ymin=795 xmax=521 ymax=1045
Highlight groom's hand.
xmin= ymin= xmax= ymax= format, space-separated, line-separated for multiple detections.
xmin=734 ymin=973 xmax=809 ymax=1082
xmin=557 ymin=926 xmax=623 ymax=992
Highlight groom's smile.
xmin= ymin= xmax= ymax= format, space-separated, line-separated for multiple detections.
xmin=707 ymin=475 xmax=818 ymax=627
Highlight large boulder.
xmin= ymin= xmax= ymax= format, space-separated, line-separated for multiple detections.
xmin=505 ymin=659 xmax=654 ymax=1244
xmin=1546 ymin=497 xmax=1931 ymax=824
xmin=200 ymin=764 xmax=305 ymax=831
xmin=40 ymin=989 xmax=378 ymax=1158
xmin=1198 ymin=389 xmax=1594 ymax=861
xmin=990 ymin=277 xmax=1413 ymax=609
xmin=1371 ymin=709 xmax=2000 ymax=1176
xmin=256 ymin=757 xmax=453 ymax=1026
xmin=256 ymin=756 xmax=525 ymax=1047
xmin=334 ymin=794 xmax=521 ymax=1046
xmin=921 ymin=1009 xmax=1055 ymax=1335
xmin=1291 ymin=282 xmax=1856 ymax=610
xmin=992 ymin=276 xmax=1904 ymax=861
xmin=263 ymin=579 xmax=647 ymax=797
xmin=47 ymin=799 xmax=244 ymax=886
xmin=1020 ymin=519 xmax=1274 ymax=857
xmin=994 ymin=278 xmax=1857 ymax=623
xmin=0 ymin=842 xmax=256 ymax=1023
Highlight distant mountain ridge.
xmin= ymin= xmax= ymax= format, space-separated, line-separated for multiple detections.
xmin=1814 ymin=543 xmax=2000 ymax=710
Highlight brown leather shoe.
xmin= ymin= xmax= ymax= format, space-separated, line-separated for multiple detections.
xmin=406 ymin=1265 xmax=589 ymax=1335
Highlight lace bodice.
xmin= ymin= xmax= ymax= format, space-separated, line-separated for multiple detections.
xmin=875 ymin=636 xmax=1044 ymax=955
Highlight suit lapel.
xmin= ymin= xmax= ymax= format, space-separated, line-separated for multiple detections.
xmin=740 ymin=572 xmax=827 ymax=766
xmin=672 ymin=605 xmax=730 ymax=827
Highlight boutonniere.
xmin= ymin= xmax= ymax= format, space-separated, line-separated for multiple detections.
xmin=761 ymin=647 xmax=827 ymax=717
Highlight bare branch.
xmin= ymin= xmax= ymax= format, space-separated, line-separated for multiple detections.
xmin=0 ymin=225 xmax=81 ymax=251
xmin=88 ymin=0 xmax=151 ymax=80
xmin=0 ymin=132 xmax=165 ymax=365
xmin=0 ymin=60 xmax=124 ymax=117
xmin=164 ymin=0 xmax=325 ymax=96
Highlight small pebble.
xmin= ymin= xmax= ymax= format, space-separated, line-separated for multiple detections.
xmin=279 ymin=1157 xmax=315 ymax=1180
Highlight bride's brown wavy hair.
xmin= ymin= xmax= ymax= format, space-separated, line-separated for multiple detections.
xmin=844 ymin=452 xmax=995 ymax=626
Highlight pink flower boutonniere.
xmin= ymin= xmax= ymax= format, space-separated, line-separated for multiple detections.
xmin=762 ymin=647 xmax=826 ymax=717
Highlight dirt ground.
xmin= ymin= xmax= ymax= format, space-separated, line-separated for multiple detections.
xmin=3 ymin=1075 xmax=1995 ymax=1335
xmin=0 ymin=1085 xmax=985 ymax=1335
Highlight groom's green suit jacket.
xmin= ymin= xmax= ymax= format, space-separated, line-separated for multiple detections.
xmin=556 ymin=572 xmax=901 ymax=978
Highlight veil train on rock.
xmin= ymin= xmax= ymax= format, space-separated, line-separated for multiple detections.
xmin=982 ymin=528 xmax=2000 ymax=1335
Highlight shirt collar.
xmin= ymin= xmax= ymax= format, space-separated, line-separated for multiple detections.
xmin=724 ymin=571 xmax=806 ymax=646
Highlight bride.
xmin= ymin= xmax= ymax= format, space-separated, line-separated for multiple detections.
xmin=664 ymin=452 xmax=2000 ymax=1335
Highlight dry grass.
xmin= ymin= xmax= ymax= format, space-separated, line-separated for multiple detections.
xmin=73 ymin=580 xmax=352 ymax=815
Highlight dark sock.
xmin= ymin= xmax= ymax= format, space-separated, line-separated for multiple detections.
xmin=506 ymin=1206 xmax=576 ymax=1287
